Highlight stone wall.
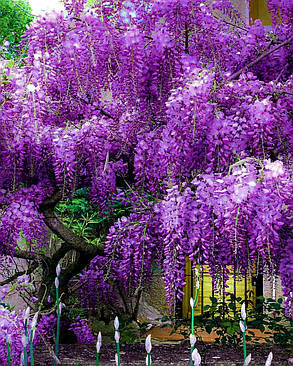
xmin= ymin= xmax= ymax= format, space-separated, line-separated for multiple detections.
xmin=0 ymin=258 xmax=28 ymax=311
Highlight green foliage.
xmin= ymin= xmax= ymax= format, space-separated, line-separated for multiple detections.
xmin=199 ymin=295 xmax=293 ymax=347
xmin=117 ymin=318 xmax=141 ymax=345
xmin=158 ymin=295 xmax=293 ymax=348
xmin=55 ymin=188 xmax=132 ymax=245
xmin=0 ymin=0 xmax=33 ymax=59
xmin=249 ymin=297 xmax=293 ymax=345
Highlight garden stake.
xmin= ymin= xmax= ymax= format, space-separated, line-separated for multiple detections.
xmin=96 ymin=331 xmax=102 ymax=366
xmin=145 ymin=334 xmax=152 ymax=366
xmin=21 ymin=335 xmax=28 ymax=366
xmin=30 ymin=329 xmax=34 ymax=366
xmin=190 ymin=270 xmax=200 ymax=366
xmin=114 ymin=316 xmax=120 ymax=366
xmin=53 ymin=265 xmax=61 ymax=366
xmin=243 ymin=319 xmax=247 ymax=361
xmin=23 ymin=307 xmax=30 ymax=366
xmin=147 ymin=353 xmax=151 ymax=366
xmin=54 ymin=276 xmax=61 ymax=366
xmin=240 ymin=303 xmax=247 ymax=363
xmin=24 ymin=325 xmax=28 ymax=366
xmin=30 ymin=311 xmax=39 ymax=366
xmin=6 ymin=334 xmax=11 ymax=366
xmin=190 ymin=334 xmax=197 ymax=366
xmin=100 ymin=0 xmax=104 ymax=22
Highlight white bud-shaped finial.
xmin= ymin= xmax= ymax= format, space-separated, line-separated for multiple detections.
xmin=115 ymin=330 xmax=120 ymax=343
xmin=31 ymin=311 xmax=39 ymax=330
xmin=55 ymin=277 xmax=59 ymax=289
xmin=56 ymin=264 xmax=61 ymax=277
xmin=194 ymin=268 xmax=199 ymax=277
xmin=192 ymin=347 xmax=201 ymax=366
xmin=190 ymin=297 xmax=194 ymax=309
xmin=190 ymin=333 xmax=197 ymax=347
xmin=96 ymin=331 xmax=102 ymax=353
xmin=239 ymin=320 xmax=246 ymax=333
xmin=265 ymin=352 xmax=273 ymax=366
xmin=244 ymin=353 xmax=251 ymax=365
xmin=24 ymin=306 xmax=30 ymax=322
xmin=241 ymin=302 xmax=246 ymax=320
xmin=114 ymin=316 xmax=119 ymax=330
xmin=145 ymin=334 xmax=152 ymax=353
xmin=58 ymin=302 xmax=62 ymax=315
xmin=21 ymin=334 xmax=28 ymax=347
xmin=6 ymin=333 xmax=11 ymax=343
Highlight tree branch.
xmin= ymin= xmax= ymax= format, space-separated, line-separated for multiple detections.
xmin=100 ymin=108 xmax=115 ymax=120
xmin=51 ymin=242 xmax=72 ymax=263
xmin=39 ymin=190 xmax=62 ymax=211
xmin=59 ymin=251 xmax=96 ymax=289
xmin=0 ymin=262 xmax=38 ymax=286
xmin=10 ymin=0 xmax=36 ymax=17
xmin=227 ymin=35 xmax=293 ymax=81
xmin=14 ymin=249 xmax=39 ymax=261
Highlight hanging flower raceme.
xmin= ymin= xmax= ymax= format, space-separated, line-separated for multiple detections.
xmin=155 ymin=159 xmax=292 ymax=311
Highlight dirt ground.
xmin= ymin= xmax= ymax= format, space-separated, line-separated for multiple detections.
xmin=34 ymin=342 xmax=293 ymax=366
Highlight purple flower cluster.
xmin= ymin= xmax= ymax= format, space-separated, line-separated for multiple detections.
xmin=155 ymin=160 xmax=292 ymax=304
xmin=0 ymin=306 xmax=55 ymax=366
xmin=0 ymin=306 xmax=24 ymax=366
xmin=68 ymin=316 xmax=95 ymax=344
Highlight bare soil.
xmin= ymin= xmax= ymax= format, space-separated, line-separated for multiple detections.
xmin=34 ymin=342 xmax=293 ymax=365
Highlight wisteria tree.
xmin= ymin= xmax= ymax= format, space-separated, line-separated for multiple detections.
xmin=0 ymin=0 xmax=292 ymax=320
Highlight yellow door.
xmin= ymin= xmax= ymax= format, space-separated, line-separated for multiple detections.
xmin=249 ymin=0 xmax=273 ymax=26
xmin=182 ymin=261 xmax=257 ymax=319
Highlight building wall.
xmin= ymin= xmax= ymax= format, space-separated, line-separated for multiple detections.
xmin=263 ymin=273 xmax=284 ymax=301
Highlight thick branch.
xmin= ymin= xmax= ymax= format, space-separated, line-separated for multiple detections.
xmin=42 ymin=208 xmax=104 ymax=256
xmin=60 ymin=251 xmax=97 ymax=289
xmin=51 ymin=242 xmax=72 ymax=263
xmin=227 ymin=35 xmax=293 ymax=81
xmin=0 ymin=262 xmax=38 ymax=286
xmin=14 ymin=249 xmax=39 ymax=261
xmin=39 ymin=190 xmax=62 ymax=211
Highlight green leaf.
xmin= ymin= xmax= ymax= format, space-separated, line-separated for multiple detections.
xmin=259 ymin=325 xmax=265 ymax=332
xmin=226 ymin=327 xmax=234 ymax=335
